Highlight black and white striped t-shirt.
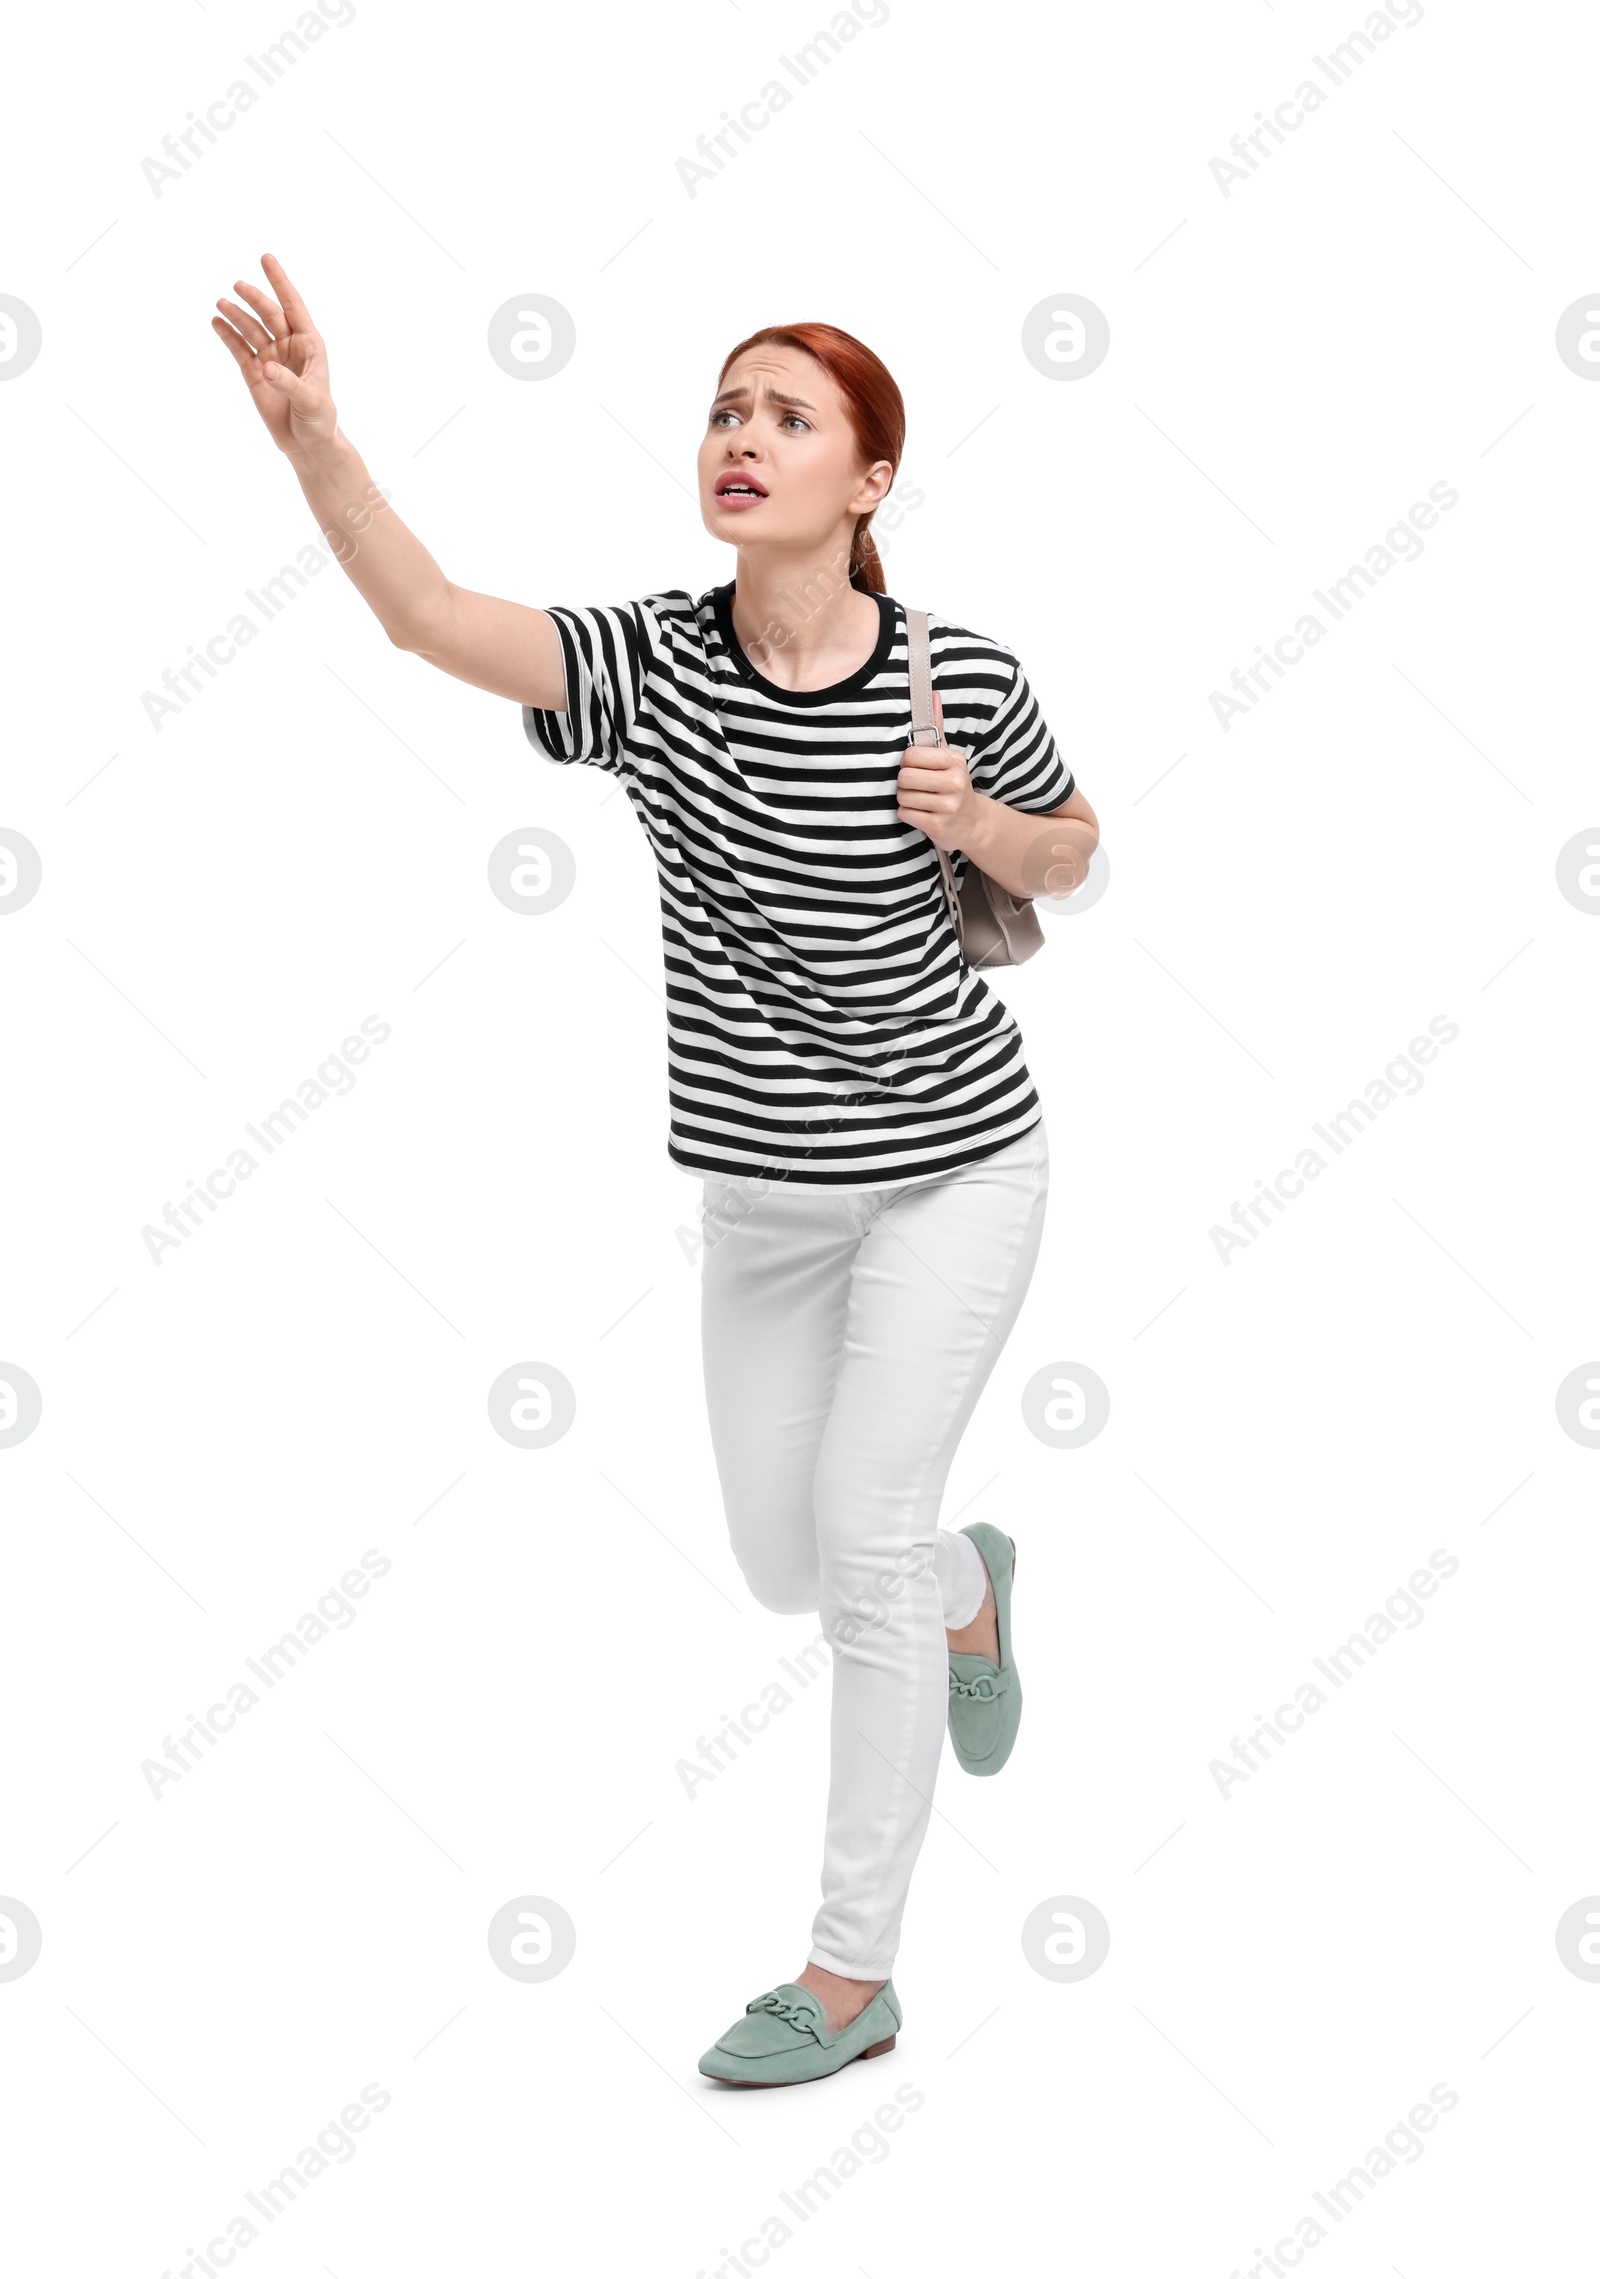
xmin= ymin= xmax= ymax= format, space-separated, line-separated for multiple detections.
xmin=522 ymin=582 xmax=1073 ymax=1188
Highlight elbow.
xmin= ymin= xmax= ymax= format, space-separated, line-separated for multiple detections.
xmin=387 ymin=599 xmax=454 ymax=660
xmin=1052 ymin=813 xmax=1098 ymax=859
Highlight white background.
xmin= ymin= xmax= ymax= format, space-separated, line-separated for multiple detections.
xmin=2 ymin=0 xmax=1597 ymax=2272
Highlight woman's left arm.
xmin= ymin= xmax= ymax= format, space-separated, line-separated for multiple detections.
xmin=896 ymin=692 xmax=1100 ymax=901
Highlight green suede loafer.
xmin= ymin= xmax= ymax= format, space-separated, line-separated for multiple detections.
xmin=947 ymin=1521 xmax=1022 ymax=1776
xmin=698 ymin=1980 xmax=901 ymax=2087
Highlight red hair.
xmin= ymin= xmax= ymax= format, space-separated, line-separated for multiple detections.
xmin=715 ymin=323 xmax=906 ymax=594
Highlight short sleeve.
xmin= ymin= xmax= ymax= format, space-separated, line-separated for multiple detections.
xmin=961 ymin=648 xmax=1074 ymax=813
xmin=522 ymin=602 xmax=652 ymax=776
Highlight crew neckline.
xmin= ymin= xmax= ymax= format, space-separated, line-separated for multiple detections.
xmin=711 ymin=580 xmax=897 ymax=705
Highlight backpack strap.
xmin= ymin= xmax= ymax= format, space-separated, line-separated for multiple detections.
xmin=905 ymin=607 xmax=940 ymax=746
xmin=904 ymin=607 xmax=965 ymax=950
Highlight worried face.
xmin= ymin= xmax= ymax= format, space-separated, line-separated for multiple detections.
xmin=698 ymin=344 xmax=892 ymax=561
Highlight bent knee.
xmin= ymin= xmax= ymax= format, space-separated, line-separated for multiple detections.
xmin=747 ymin=1576 xmax=821 ymax=1616
xmin=725 ymin=1528 xmax=820 ymax=1617
xmin=741 ymin=1564 xmax=820 ymax=1617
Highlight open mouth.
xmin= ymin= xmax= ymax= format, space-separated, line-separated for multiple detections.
xmin=715 ymin=477 xmax=768 ymax=503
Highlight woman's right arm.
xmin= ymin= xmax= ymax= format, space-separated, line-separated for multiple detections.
xmin=213 ymin=254 xmax=567 ymax=711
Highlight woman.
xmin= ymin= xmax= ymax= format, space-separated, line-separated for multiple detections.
xmin=214 ymin=257 xmax=1101 ymax=2088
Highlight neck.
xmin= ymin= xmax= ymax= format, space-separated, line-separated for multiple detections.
xmin=728 ymin=538 xmax=881 ymax=688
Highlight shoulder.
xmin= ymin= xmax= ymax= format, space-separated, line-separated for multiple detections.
xmin=633 ymin=588 xmax=713 ymax=672
xmin=926 ymin=613 xmax=1019 ymax=659
xmin=638 ymin=587 xmax=703 ymax=626
xmin=543 ymin=591 xmax=703 ymax=684
xmin=915 ymin=609 xmax=1027 ymax=722
xmin=545 ymin=590 xmax=701 ymax=638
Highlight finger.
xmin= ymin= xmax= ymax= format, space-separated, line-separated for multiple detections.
xmin=210 ymin=315 xmax=259 ymax=373
xmin=931 ymin=689 xmax=945 ymax=739
xmin=212 ymin=314 xmax=299 ymax=397
xmin=261 ymin=252 xmax=317 ymax=336
xmin=215 ymin=295 xmax=274 ymax=356
xmin=258 ymin=356 xmax=312 ymax=401
xmin=231 ymin=277 xmax=288 ymax=340
xmin=898 ymin=764 xmax=962 ymax=792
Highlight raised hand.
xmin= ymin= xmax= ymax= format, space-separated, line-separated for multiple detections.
xmin=212 ymin=253 xmax=338 ymax=454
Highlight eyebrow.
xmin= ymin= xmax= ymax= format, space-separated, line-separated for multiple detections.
xmin=709 ymin=385 xmax=818 ymax=413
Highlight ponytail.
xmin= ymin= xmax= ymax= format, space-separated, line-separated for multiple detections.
xmin=850 ymin=517 xmax=887 ymax=595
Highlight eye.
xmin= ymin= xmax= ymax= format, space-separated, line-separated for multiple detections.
xmin=779 ymin=412 xmax=810 ymax=433
xmin=710 ymin=408 xmax=740 ymax=428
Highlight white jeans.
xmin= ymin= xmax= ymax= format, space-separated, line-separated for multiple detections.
xmin=698 ymin=1119 xmax=1050 ymax=1979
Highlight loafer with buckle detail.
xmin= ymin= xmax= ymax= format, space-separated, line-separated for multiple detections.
xmin=698 ymin=1979 xmax=901 ymax=2087
xmin=947 ymin=1521 xmax=1022 ymax=1776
